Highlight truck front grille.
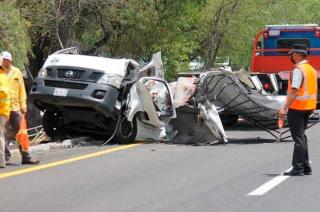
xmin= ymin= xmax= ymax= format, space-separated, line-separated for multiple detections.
xmin=47 ymin=68 xmax=53 ymax=77
xmin=57 ymin=69 xmax=85 ymax=80
xmin=44 ymin=80 xmax=88 ymax=90
xmin=88 ymin=72 xmax=103 ymax=82
xmin=46 ymin=68 xmax=103 ymax=83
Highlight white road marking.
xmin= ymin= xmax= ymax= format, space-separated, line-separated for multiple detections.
xmin=248 ymin=161 xmax=312 ymax=196
xmin=247 ymin=167 xmax=292 ymax=196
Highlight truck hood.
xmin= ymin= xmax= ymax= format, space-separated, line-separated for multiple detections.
xmin=42 ymin=54 xmax=140 ymax=77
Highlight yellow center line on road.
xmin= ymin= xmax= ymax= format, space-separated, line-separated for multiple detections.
xmin=0 ymin=143 xmax=142 ymax=180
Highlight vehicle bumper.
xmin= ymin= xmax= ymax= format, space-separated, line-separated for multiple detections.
xmin=30 ymin=78 xmax=119 ymax=117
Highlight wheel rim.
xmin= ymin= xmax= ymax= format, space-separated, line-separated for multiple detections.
xmin=120 ymin=118 xmax=134 ymax=138
xmin=43 ymin=111 xmax=63 ymax=136
xmin=51 ymin=113 xmax=61 ymax=132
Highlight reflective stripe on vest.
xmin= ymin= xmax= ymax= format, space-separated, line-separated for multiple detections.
xmin=294 ymin=67 xmax=316 ymax=100
xmin=0 ymin=98 xmax=10 ymax=102
xmin=295 ymin=94 xmax=317 ymax=100
xmin=288 ymin=62 xmax=318 ymax=110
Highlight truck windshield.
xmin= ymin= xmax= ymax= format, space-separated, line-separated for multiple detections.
xmin=277 ymin=39 xmax=310 ymax=55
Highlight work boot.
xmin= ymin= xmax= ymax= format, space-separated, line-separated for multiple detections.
xmin=283 ymin=168 xmax=304 ymax=176
xmin=0 ymin=156 xmax=5 ymax=168
xmin=19 ymin=145 xmax=39 ymax=165
xmin=21 ymin=158 xmax=40 ymax=165
xmin=304 ymin=166 xmax=312 ymax=175
xmin=5 ymin=142 xmax=11 ymax=162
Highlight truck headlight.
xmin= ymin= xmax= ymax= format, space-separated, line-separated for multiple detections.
xmin=97 ymin=74 xmax=123 ymax=88
xmin=38 ymin=68 xmax=47 ymax=78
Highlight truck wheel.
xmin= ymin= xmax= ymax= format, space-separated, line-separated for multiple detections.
xmin=222 ymin=114 xmax=239 ymax=126
xmin=227 ymin=114 xmax=239 ymax=126
xmin=42 ymin=111 xmax=65 ymax=139
xmin=115 ymin=116 xmax=137 ymax=144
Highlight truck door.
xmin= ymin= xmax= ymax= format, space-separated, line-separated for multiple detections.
xmin=127 ymin=77 xmax=176 ymax=127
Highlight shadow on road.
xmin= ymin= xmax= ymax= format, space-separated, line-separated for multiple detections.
xmin=227 ymin=138 xmax=292 ymax=145
xmin=224 ymin=120 xmax=262 ymax=131
xmin=262 ymin=173 xmax=282 ymax=177
xmin=5 ymin=162 xmax=20 ymax=166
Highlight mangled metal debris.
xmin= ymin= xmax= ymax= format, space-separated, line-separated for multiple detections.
xmin=30 ymin=47 xmax=318 ymax=144
xmin=195 ymin=70 xmax=319 ymax=141
xmin=169 ymin=76 xmax=228 ymax=145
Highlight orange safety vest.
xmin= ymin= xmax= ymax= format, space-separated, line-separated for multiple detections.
xmin=288 ymin=62 xmax=318 ymax=110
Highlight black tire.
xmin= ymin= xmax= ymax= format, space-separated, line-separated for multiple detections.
xmin=221 ymin=114 xmax=239 ymax=126
xmin=115 ymin=116 xmax=137 ymax=144
xmin=42 ymin=111 xmax=66 ymax=139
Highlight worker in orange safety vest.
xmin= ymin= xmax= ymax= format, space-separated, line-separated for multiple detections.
xmin=279 ymin=44 xmax=317 ymax=176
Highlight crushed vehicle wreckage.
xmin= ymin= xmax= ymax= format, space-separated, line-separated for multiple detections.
xmin=194 ymin=70 xmax=319 ymax=141
xmin=169 ymin=69 xmax=319 ymax=143
xmin=30 ymin=48 xmax=319 ymax=144
xmin=30 ymin=49 xmax=176 ymax=144
xmin=168 ymin=76 xmax=228 ymax=145
xmin=30 ymin=48 xmax=228 ymax=145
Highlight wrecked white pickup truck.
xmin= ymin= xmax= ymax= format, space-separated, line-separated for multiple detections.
xmin=30 ymin=49 xmax=176 ymax=144
xmin=30 ymin=48 xmax=230 ymax=145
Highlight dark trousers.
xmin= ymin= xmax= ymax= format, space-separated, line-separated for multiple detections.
xmin=287 ymin=109 xmax=312 ymax=171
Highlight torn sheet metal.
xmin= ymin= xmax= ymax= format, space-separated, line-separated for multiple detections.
xmin=135 ymin=119 xmax=167 ymax=141
xmin=169 ymin=76 xmax=227 ymax=144
xmin=170 ymin=77 xmax=197 ymax=108
xmin=139 ymin=52 xmax=164 ymax=79
xmin=199 ymin=101 xmax=228 ymax=143
xmin=169 ymin=104 xmax=227 ymax=145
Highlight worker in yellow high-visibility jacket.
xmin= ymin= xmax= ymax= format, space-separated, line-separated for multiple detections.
xmin=2 ymin=51 xmax=39 ymax=165
xmin=0 ymin=58 xmax=10 ymax=168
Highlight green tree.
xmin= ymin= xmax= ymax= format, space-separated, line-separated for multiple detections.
xmin=18 ymin=0 xmax=84 ymax=76
xmin=72 ymin=0 xmax=206 ymax=79
xmin=0 ymin=0 xmax=30 ymax=70
xmin=199 ymin=0 xmax=241 ymax=68
xmin=18 ymin=0 xmax=206 ymax=79
xmin=15 ymin=0 xmax=320 ymax=78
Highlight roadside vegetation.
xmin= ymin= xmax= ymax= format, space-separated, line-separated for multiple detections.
xmin=1 ymin=0 xmax=319 ymax=79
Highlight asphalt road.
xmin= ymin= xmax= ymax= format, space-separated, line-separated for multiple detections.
xmin=1 ymin=120 xmax=320 ymax=212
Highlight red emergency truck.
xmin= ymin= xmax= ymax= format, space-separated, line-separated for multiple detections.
xmin=250 ymin=24 xmax=320 ymax=105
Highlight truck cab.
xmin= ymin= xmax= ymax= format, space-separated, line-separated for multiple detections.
xmin=250 ymin=24 xmax=320 ymax=103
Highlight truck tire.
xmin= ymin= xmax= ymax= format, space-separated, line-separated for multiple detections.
xmin=42 ymin=111 xmax=66 ymax=139
xmin=221 ymin=114 xmax=239 ymax=126
xmin=227 ymin=114 xmax=239 ymax=126
xmin=115 ymin=116 xmax=137 ymax=144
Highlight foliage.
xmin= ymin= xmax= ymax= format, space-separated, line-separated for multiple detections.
xmin=199 ymin=0 xmax=241 ymax=68
xmin=1 ymin=0 xmax=320 ymax=78
xmin=0 ymin=0 xmax=30 ymax=70
xmin=18 ymin=0 xmax=83 ymax=76
xmin=75 ymin=0 xmax=206 ymax=80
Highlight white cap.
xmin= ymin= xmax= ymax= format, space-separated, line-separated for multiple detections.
xmin=0 ymin=57 xmax=4 ymax=68
xmin=1 ymin=51 xmax=12 ymax=61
